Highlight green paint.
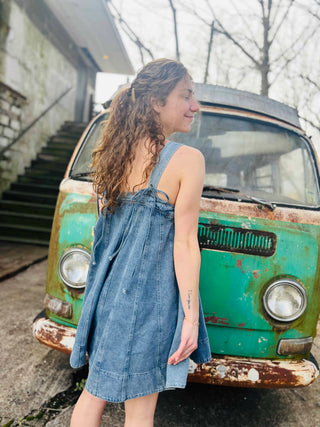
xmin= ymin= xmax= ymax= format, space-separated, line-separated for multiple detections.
xmin=46 ymin=189 xmax=320 ymax=361
xmin=199 ymin=211 xmax=320 ymax=359
xmin=46 ymin=191 xmax=97 ymax=327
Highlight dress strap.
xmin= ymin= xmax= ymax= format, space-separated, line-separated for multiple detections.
xmin=149 ymin=141 xmax=182 ymax=188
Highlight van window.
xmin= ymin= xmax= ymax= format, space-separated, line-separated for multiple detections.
xmin=173 ymin=113 xmax=320 ymax=207
xmin=70 ymin=114 xmax=107 ymax=179
xmin=70 ymin=111 xmax=320 ymax=208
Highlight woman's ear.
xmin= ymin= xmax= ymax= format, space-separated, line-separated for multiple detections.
xmin=151 ymin=97 xmax=161 ymax=113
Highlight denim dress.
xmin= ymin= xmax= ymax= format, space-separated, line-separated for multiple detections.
xmin=70 ymin=141 xmax=211 ymax=402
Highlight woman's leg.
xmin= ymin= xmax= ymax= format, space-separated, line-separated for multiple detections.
xmin=124 ymin=393 xmax=159 ymax=427
xmin=70 ymin=388 xmax=107 ymax=427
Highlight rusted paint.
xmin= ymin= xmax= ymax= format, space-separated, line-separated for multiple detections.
xmin=252 ymin=270 xmax=260 ymax=279
xmin=187 ymin=355 xmax=319 ymax=388
xmin=200 ymin=198 xmax=320 ymax=226
xmin=33 ymin=316 xmax=76 ymax=355
xmin=205 ymin=314 xmax=230 ymax=325
xmin=236 ymin=259 xmax=244 ymax=273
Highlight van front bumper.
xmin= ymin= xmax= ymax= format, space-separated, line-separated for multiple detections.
xmin=188 ymin=354 xmax=319 ymax=388
xmin=33 ymin=315 xmax=318 ymax=388
xmin=33 ymin=313 xmax=77 ymax=355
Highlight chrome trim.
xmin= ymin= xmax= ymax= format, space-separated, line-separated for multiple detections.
xmin=58 ymin=247 xmax=90 ymax=289
xmin=263 ymin=279 xmax=307 ymax=322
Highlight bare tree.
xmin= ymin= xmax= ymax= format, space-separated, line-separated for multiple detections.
xmin=107 ymin=0 xmax=320 ymax=143
xmin=182 ymin=0 xmax=319 ymax=96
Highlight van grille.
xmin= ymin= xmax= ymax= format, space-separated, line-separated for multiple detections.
xmin=198 ymin=223 xmax=276 ymax=257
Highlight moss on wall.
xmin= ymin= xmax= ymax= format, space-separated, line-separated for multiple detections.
xmin=0 ymin=0 xmax=11 ymax=78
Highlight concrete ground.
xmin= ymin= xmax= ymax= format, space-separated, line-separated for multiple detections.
xmin=0 ymin=242 xmax=48 ymax=281
xmin=1 ymin=242 xmax=320 ymax=426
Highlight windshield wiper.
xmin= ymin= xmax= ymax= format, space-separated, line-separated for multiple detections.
xmin=248 ymin=196 xmax=276 ymax=211
xmin=203 ymin=185 xmax=239 ymax=193
xmin=69 ymin=172 xmax=92 ymax=180
xmin=203 ymin=185 xmax=276 ymax=211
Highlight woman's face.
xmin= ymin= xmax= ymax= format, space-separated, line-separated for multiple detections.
xmin=154 ymin=76 xmax=199 ymax=138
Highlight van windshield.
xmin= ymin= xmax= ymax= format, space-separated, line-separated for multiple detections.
xmin=173 ymin=112 xmax=320 ymax=208
xmin=70 ymin=111 xmax=320 ymax=208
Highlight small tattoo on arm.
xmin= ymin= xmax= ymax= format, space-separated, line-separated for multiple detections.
xmin=187 ymin=290 xmax=192 ymax=310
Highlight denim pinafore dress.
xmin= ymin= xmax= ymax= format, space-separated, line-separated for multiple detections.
xmin=70 ymin=141 xmax=211 ymax=402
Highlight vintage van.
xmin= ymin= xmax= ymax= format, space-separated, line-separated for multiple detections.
xmin=33 ymin=84 xmax=320 ymax=388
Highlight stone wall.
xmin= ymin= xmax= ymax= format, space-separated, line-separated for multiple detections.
xmin=0 ymin=1 xmax=79 ymax=195
xmin=0 ymin=82 xmax=26 ymax=192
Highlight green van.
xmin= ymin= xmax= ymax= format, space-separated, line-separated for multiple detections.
xmin=33 ymin=84 xmax=320 ymax=388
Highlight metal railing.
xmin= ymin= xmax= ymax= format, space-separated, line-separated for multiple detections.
xmin=0 ymin=86 xmax=73 ymax=160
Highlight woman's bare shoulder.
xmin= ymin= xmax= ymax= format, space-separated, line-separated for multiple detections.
xmin=174 ymin=144 xmax=205 ymax=169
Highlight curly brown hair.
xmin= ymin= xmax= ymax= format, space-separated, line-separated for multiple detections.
xmin=91 ymin=58 xmax=190 ymax=213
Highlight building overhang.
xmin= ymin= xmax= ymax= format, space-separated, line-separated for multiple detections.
xmin=44 ymin=0 xmax=134 ymax=75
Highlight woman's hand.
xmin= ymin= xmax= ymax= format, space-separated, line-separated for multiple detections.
xmin=167 ymin=320 xmax=198 ymax=365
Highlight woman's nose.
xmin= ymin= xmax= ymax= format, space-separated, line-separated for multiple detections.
xmin=190 ymin=98 xmax=200 ymax=112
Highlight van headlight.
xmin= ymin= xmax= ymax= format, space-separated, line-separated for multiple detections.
xmin=59 ymin=248 xmax=90 ymax=289
xmin=263 ymin=279 xmax=307 ymax=322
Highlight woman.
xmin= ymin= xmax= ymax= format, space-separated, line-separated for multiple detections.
xmin=70 ymin=58 xmax=211 ymax=427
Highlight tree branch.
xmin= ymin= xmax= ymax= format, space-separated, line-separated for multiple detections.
xmin=272 ymin=23 xmax=318 ymax=63
xmin=230 ymin=0 xmax=261 ymax=51
xmin=269 ymin=0 xmax=295 ymax=46
xmin=108 ymin=0 xmax=154 ymax=65
xmin=168 ymin=0 xmax=180 ymax=61
xmin=300 ymin=74 xmax=320 ymax=92
xmin=203 ymin=21 xmax=214 ymax=83
xmin=210 ymin=13 xmax=260 ymax=67
xmin=296 ymin=0 xmax=320 ymax=21
xmin=299 ymin=115 xmax=320 ymax=132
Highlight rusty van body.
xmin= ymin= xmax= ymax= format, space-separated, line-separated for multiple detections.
xmin=33 ymin=84 xmax=320 ymax=388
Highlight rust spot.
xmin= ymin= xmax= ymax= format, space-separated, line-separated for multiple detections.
xmin=236 ymin=259 xmax=244 ymax=274
xmin=236 ymin=259 xmax=243 ymax=268
xmin=205 ymin=313 xmax=229 ymax=325
xmin=252 ymin=270 xmax=260 ymax=279
xmin=238 ymin=323 xmax=246 ymax=328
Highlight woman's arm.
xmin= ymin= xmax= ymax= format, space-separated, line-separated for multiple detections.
xmin=168 ymin=146 xmax=205 ymax=365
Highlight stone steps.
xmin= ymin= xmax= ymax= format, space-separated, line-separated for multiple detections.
xmin=0 ymin=121 xmax=87 ymax=245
